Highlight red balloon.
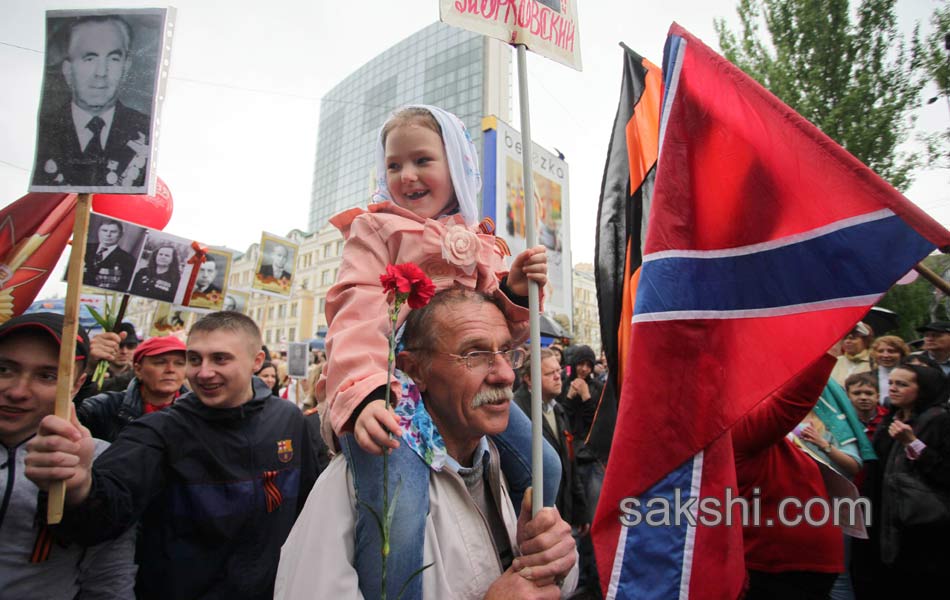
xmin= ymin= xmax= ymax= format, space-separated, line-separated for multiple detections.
xmin=91 ymin=177 xmax=174 ymax=230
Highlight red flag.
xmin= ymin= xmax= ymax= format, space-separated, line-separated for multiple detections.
xmin=0 ymin=193 xmax=77 ymax=323
xmin=593 ymin=23 xmax=950 ymax=599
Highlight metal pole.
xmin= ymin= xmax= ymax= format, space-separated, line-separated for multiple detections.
xmin=516 ymin=43 xmax=544 ymax=518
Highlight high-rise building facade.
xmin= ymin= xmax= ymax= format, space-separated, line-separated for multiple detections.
xmin=308 ymin=22 xmax=512 ymax=232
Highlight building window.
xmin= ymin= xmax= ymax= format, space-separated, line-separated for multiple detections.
xmin=289 ymin=327 xmax=296 ymax=341
xmin=318 ymin=297 xmax=326 ymax=313
xmin=291 ymin=302 xmax=298 ymax=318
xmin=268 ymin=307 xmax=275 ymax=320
xmin=278 ymin=305 xmax=286 ymax=318
xmin=321 ymin=270 xmax=333 ymax=285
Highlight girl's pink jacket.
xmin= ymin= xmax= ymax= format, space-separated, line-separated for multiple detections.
xmin=317 ymin=201 xmax=534 ymax=436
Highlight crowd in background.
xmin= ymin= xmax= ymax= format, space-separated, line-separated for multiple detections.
xmin=2 ymin=308 xmax=949 ymax=599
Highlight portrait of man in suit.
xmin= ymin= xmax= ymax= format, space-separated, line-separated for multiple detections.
xmin=83 ymin=218 xmax=137 ymax=291
xmin=193 ymin=259 xmax=221 ymax=296
xmin=31 ymin=14 xmax=155 ymax=192
xmin=253 ymin=235 xmax=297 ymax=297
xmin=259 ymin=245 xmax=292 ymax=282
xmin=188 ymin=249 xmax=232 ymax=310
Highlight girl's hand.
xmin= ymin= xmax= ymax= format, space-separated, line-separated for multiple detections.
xmin=508 ymin=246 xmax=548 ymax=297
xmin=888 ymin=419 xmax=917 ymax=446
xmin=800 ymin=424 xmax=826 ymax=449
xmin=354 ymin=400 xmax=402 ymax=455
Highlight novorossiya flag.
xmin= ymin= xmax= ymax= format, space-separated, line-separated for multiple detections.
xmin=592 ymin=23 xmax=950 ymax=600
xmin=0 ymin=193 xmax=77 ymax=323
xmin=594 ymin=43 xmax=661 ymax=430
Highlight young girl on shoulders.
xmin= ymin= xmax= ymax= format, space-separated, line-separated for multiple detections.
xmin=319 ymin=105 xmax=561 ymax=598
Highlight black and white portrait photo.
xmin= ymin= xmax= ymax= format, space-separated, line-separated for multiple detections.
xmin=30 ymin=8 xmax=175 ymax=194
xmin=82 ymin=213 xmax=145 ymax=292
xmin=287 ymin=342 xmax=309 ymax=379
xmin=253 ymin=233 xmax=298 ymax=297
xmin=222 ymin=289 xmax=249 ymax=314
xmin=188 ymin=250 xmax=231 ymax=310
xmin=129 ymin=232 xmax=191 ymax=304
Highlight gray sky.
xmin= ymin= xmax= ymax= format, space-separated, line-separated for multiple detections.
xmin=1 ymin=0 xmax=946 ymax=300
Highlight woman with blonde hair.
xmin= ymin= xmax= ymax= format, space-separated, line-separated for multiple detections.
xmin=870 ymin=335 xmax=910 ymax=406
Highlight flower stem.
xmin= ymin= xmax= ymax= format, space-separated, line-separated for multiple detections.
xmin=381 ymin=302 xmax=401 ymax=600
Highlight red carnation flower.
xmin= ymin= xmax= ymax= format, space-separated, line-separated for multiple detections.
xmin=379 ymin=263 xmax=435 ymax=309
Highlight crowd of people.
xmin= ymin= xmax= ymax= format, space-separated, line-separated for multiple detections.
xmin=3 ymin=99 xmax=950 ymax=600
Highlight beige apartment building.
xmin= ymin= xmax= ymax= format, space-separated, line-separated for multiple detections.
xmin=572 ymin=263 xmax=601 ymax=353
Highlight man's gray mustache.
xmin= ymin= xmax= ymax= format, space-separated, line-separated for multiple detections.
xmin=471 ymin=387 xmax=513 ymax=409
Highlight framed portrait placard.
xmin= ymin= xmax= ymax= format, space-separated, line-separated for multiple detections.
xmin=223 ymin=289 xmax=250 ymax=314
xmin=30 ymin=8 xmax=176 ymax=195
xmin=252 ymin=232 xmax=299 ymax=297
xmin=188 ymin=249 xmax=232 ymax=310
xmin=81 ymin=211 xmax=224 ymax=308
xmin=287 ymin=342 xmax=309 ymax=379
xmin=149 ymin=303 xmax=187 ymax=337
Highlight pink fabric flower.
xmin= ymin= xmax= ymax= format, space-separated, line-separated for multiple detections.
xmin=441 ymin=224 xmax=479 ymax=275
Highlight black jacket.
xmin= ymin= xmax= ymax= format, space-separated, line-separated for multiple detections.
xmin=83 ymin=242 xmax=136 ymax=291
xmin=33 ymin=101 xmax=150 ymax=189
xmin=560 ymin=345 xmax=603 ymax=438
xmin=77 ymin=378 xmax=189 ymax=442
xmin=513 ymin=387 xmax=588 ymax=527
xmin=52 ymin=379 xmax=317 ymax=599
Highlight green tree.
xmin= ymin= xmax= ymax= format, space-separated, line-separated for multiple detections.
xmin=921 ymin=2 xmax=949 ymax=168
xmin=715 ymin=0 xmax=924 ymax=190
xmin=877 ymin=254 xmax=950 ymax=341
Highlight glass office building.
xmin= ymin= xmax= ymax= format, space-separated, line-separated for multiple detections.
xmin=308 ymin=22 xmax=512 ymax=232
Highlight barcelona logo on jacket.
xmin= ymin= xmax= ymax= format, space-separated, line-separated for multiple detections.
xmin=277 ymin=439 xmax=294 ymax=463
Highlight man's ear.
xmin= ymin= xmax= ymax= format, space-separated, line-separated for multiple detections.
xmin=396 ymin=350 xmax=427 ymax=392
xmin=252 ymin=349 xmax=265 ymax=374
xmin=62 ymin=59 xmax=73 ymax=88
xmin=71 ymin=370 xmax=87 ymax=397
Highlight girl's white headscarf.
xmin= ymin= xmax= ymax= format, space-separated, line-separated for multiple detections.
xmin=372 ymin=104 xmax=481 ymax=226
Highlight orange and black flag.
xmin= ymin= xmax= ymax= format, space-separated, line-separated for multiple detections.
xmin=591 ymin=44 xmax=661 ymax=457
xmin=0 ymin=193 xmax=77 ymax=324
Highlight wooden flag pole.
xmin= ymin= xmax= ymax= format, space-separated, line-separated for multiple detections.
xmin=914 ymin=262 xmax=950 ymax=296
xmin=48 ymin=193 xmax=92 ymax=524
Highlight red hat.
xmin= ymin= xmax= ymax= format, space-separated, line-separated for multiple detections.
xmin=133 ymin=336 xmax=186 ymax=364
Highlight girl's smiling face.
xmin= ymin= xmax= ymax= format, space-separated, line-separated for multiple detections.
xmin=384 ymin=122 xmax=456 ymax=220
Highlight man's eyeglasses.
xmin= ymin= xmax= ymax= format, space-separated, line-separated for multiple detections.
xmin=439 ymin=348 xmax=526 ymax=371
xmin=119 ymin=343 xmax=138 ymax=350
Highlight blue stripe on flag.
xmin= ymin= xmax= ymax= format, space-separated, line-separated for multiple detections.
xmin=613 ymin=456 xmax=696 ymax=599
xmin=635 ymin=215 xmax=932 ymax=316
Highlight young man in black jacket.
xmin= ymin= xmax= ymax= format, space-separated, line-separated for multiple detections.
xmin=26 ymin=311 xmax=317 ymax=599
